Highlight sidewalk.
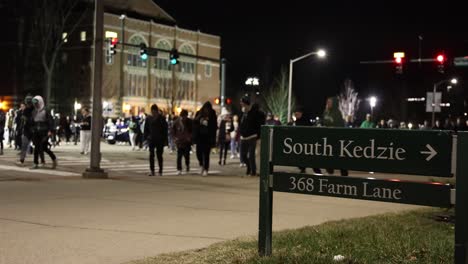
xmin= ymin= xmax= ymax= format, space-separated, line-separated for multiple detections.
xmin=0 ymin=144 xmax=421 ymax=264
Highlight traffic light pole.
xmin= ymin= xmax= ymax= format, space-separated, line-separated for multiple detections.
xmin=83 ymin=0 xmax=107 ymax=179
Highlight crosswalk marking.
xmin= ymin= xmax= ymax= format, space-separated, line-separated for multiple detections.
xmin=0 ymin=164 xmax=80 ymax=177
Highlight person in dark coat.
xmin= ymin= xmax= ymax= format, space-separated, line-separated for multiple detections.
xmin=193 ymin=101 xmax=217 ymax=176
xmin=239 ymin=97 xmax=265 ymax=176
xmin=144 ymin=104 xmax=168 ymax=176
xmin=0 ymin=109 xmax=5 ymax=155
xmin=172 ymin=109 xmax=193 ymax=175
xmin=291 ymin=106 xmax=322 ymax=175
xmin=218 ymin=113 xmax=234 ymax=166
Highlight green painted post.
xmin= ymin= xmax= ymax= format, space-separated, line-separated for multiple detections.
xmin=258 ymin=126 xmax=273 ymax=256
xmin=456 ymin=132 xmax=468 ymax=263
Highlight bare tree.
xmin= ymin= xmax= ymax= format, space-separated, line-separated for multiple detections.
xmin=338 ymin=79 xmax=361 ymax=121
xmin=32 ymin=0 xmax=88 ymax=105
xmin=263 ymin=67 xmax=295 ymax=124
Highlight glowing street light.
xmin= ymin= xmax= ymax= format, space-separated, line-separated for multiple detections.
xmin=369 ymin=96 xmax=377 ymax=116
xmin=288 ymin=49 xmax=327 ymax=122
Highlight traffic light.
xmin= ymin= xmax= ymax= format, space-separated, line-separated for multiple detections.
xmin=393 ymin=52 xmax=405 ymax=74
xmin=225 ymin=98 xmax=232 ymax=105
xmin=170 ymin=48 xmax=179 ymax=65
xmin=107 ymin=37 xmax=118 ymax=56
xmin=214 ymin=97 xmax=220 ymax=105
xmin=436 ymin=54 xmax=445 ymax=73
xmin=140 ymin=43 xmax=148 ymax=60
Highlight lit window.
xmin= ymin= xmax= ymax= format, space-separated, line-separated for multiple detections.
xmin=105 ymin=31 xmax=118 ymax=39
xmin=205 ymin=64 xmax=212 ymax=77
xmin=80 ymin=31 xmax=86 ymax=41
xmin=62 ymin=32 xmax=68 ymax=43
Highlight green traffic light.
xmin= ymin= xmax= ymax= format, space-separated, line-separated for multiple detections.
xmin=170 ymin=58 xmax=178 ymax=65
xmin=141 ymin=54 xmax=148 ymax=60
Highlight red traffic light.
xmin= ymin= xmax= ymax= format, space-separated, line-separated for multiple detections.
xmin=111 ymin=38 xmax=118 ymax=45
xmin=436 ymin=54 xmax=445 ymax=63
xmin=395 ymin=57 xmax=402 ymax=64
xmin=226 ymin=98 xmax=232 ymax=105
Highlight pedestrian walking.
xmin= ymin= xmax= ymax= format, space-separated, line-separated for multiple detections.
xmin=239 ymin=97 xmax=265 ymax=177
xmin=218 ymin=112 xmax=234 ymax=166
xmin=80 ymin=108 xmax=91 ymax=155
xmin=323 ymin=97 xmax=348 ymax=176
xmin=18 ymin=96 xmax=34 ymax=164
xmin=144 ymin=104 xmax=168 ymax=176
xmin=172 ymin=109 xmax=192 ymax=175
xmin=0 ymin=109 xmax=5 ymax=155
xmin=193 ymin=101 xmax=217 ymax=176
xmin=30 ymin=95 xmax=57 ymax=169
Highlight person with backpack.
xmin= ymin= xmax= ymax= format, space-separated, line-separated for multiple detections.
xmin=172 ymin=109 xmax=193 ymax=175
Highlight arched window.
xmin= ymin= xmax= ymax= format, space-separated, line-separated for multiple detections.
xmin=179 ymin=44 xmax=196 ymax=74
xmin=127 ymin=35 xmax=148 ymax=68
xmin=155 ymin=40 xmax=172 ymax=70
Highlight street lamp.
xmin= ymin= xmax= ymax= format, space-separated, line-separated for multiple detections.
xmin=287 ymin=49 xmax=326 ymax=122
xmin=431 ymin=78 xmax=458 ymax=126
xmin=74 ymin=100 xmax=82 ymax=116
xmin=369 ymin=96 xmax=377 ymax=116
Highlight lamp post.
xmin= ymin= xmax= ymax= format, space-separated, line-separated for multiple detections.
xmin=431 ymin=78 xmax=458 ymax=126
xmin=74 ymin=100 xmax=82 ymax=117
xmin=287 ymin=49 xmax=326 ymax=123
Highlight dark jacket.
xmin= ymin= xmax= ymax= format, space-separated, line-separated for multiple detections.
xmin=193 ymin=102 xmax=217 ymax=147
xmin=293 ymin=116 xmax=311 ymax=127
xmin=240 ymin=104 xmax=266 ymax=139
xmin=144 ymin=113 xmax=168 ymax=146
xmin=218 ymin=119 xmax=234 ymax=144
xmin=172 ymin=117 xmax=193 ymax=148
xmin=323 ymin=97 xmax=344 ymax=127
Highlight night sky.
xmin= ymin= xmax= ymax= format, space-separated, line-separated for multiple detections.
xmin=156 ymin=1 xmax=468 ymax=121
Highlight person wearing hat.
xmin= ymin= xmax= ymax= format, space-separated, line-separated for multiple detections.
xmin=144 ymin=104 xmax=168 ymax=176
xmin=172 ymin=109 xmax=193 ymax=175
xmin=239 ymin=96 xmax=265 ymax=177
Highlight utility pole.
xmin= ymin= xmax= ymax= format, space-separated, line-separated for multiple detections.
xmin=83 ymin=0 xmax=107 ymax=179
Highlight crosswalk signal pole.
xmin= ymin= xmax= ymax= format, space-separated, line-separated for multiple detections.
xmin=83 ymin=0 xmax=107 ymax=179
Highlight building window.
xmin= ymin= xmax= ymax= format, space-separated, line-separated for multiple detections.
xmin=105 ymin=31 xmax=118 ymax=39
xmin=62 ymin=32 xmax=68 ymax=43
xmin=179 ymin=44 xmax=196 ymax=74
xmin=205 ymin=64 xmax=212 ymax=77
xmin=154 ymin=40 xmax=172 ymax=71
xmin=80 ymin=31 xmax=86 ymax=41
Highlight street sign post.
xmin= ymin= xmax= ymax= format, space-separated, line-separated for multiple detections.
xmin=272 ymin=126 xmax=453 ymax=177
xmin=258 ymin=126 xmax=467 ymax=264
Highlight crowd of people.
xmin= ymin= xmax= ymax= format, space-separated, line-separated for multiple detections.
xmin=2 ymin=94 xmax=467 ymax=177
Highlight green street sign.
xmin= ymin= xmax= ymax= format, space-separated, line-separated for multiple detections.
xmin=273 ymin=172 xmax=452 ymax=207
xmin=454 ymin=56 xmax=468 ymax=67
xmin=272 ymin=127 xmax=453 ymax=177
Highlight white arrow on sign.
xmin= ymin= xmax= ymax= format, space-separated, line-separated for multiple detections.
xmin=420 ymin=144 xmax=438 ymax=161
